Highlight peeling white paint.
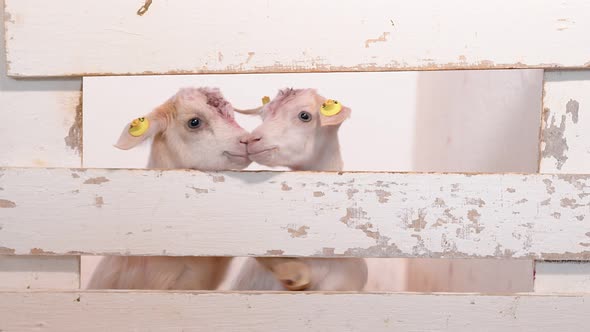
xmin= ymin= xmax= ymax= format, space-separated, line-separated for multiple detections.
xmin=1 ymin=168 xmax=589 ymax=259
xmin=540 ymin=71 xmax=590 ymax=173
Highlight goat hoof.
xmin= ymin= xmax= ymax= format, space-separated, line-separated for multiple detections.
xmin=273 ymin=261 xmax=311 ymax=291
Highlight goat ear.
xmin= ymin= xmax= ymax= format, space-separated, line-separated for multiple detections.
xmin=114 ymin=112 xmax=165 ymax=150
xmin=319 ymin=99 xmax=351 ymax=126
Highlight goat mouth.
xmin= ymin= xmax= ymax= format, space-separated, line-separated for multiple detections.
xmin=248 ymin=147 xmax=277 ymax=157
xmin=223 ymin=151 xmax=249 ymax=159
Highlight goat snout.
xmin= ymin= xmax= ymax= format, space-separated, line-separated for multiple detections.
xmin=240 ymin=134 xmax=262 ymax=145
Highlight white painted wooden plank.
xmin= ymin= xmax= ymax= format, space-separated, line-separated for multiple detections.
xmin=0 ymin=0 xmax=82 ymax=167
xmin=535 ymin=261 xmax=590 ymax=293
xmin=0 ymin=291 xmax=589 ymax=331
xmin=535 ymin=71 xmax=590 ymax=294
xmin=1 ymin=168 xmax=589 ymax=259
xmin=540 ymin=70 xmax=590 ymax=173
xmin=0 ymin=256 xmax=79 ymax=289
xmin=5 ymin=0 xmax=590 ymax=77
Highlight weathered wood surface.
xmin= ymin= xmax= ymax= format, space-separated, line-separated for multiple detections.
xmin=5 ymin=0 xmax=590 ymax=77
xmin=1 ymin=291 xmax=589 ymax=331
xmin=540 ymin=70 xmax=590 ymax=173
xmin=1 ymin=168 xmax=590 ymax=259
xmin=0 ymin=0 xmax=82 ymax=167
xmin=0 ymin=256 xmax=79 ymax=289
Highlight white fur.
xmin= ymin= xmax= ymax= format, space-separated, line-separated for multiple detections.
xmin=87 ymin=87 xmax=250 ymax=290
xmin=231 ymin=88 xmax=368 ymax=291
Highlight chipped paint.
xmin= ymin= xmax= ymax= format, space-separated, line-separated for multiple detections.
xmin=340 ymin=207 xmax=380 ymax=240
xmin=364 ymin=32 xmax=390 ymax=48
xmin=83 ymin=176 xmax=109 ymax=185
xmin=0 ymin=199 xmax=16 ymax=208
xmin=401 ymin=209 xmax=427 ymax=232
xmin=313 ymin=191 xmax=325 ymax=197
xmin=3 ymin=169 xmax=590 ymax=259
xmin=0 ymin=247 xmax=16 ymax=254
xmin=245 ymin=52 xmax=255 ymax=64
xmin=467 ymin=209 xmax=484 ymax=233
xmin=29 ymin=248 xmax=56 ymax=255
xmin=566 ymin=99 xmax=580 ymax=124
xmin=346 ymin=188 xmax=359 ymax=199
xmin=71 ymin=173 xmax=80 ymax=178
xmin=281 ymin=182 xmax=292 ymax=191
xmin=287 ymin=226 xmax=309 ymax=238
xmin=541 ymin=113 xmax=568 ymax=170
xmin=506 ymin=188 xmax=516 ymax=193
xmin=543 ymin=179 xmax=556 ymax=194
xmin=374 ymin=189 xmax=391 ymax=203
xmin=265 ymin=250 xmax=284 ymax=256
xmin=433 ymin=198 xmax=446 ymax=208
xmin=95 ymin=196 xmax=104 ymax=208
xmin=64 ymin=93 xmax=83 ymax=155
xmin=212 ymin=175 xmax=225 ymax=183
xmin=466 ymin=198 xmax=486 ymax=207
xmin=321 ymin=247 xmax=335 ymax=255
xmin=190 ymin=187 xmax=209 ymax=194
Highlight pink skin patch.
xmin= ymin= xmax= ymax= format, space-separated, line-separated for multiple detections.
xmin=263 ymin=88 xmax=312 ymax=118
xmin=188 ymin=87 xmax=242 ymax=128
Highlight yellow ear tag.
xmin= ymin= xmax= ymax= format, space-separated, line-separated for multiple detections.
xmin=128 ymin=117 xmax=150 ymax=137
xmin=262 ymin=96 xmax=270 ymax=105
xmin=320 ymin=99 xmax=342 ymax=116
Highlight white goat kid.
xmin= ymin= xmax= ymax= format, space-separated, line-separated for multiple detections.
xmin=230 ymin=88 xmax=368 ymax=291
xmin=87 ymin=87 xmax=250 ymax=290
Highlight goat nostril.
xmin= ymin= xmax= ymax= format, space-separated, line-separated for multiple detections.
xmin=252 ymin=137 xmax=262 ymax=142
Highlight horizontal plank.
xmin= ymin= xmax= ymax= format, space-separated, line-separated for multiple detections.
xmin=1 ymin=291 xmax=589 ymax=331
xmin=5 ymin=0 xmax=590 ymax=77
xmin=0 ymin=0 xmax=82 ymax=167
xmin=1 ymin=168 xmax=590 ymax=259
xmin=0 ymin=256 xmax=79 ymax=289
xmin=534 ymin=261 xmax=590 ymax=293
xmin=540 ymin=70 xmax=590 ymax=173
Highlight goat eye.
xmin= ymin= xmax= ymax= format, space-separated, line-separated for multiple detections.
xmin=187 ymin=118 xmax=202 ymax=129
xmin=298 ymin=111 xmax=312 ymax=122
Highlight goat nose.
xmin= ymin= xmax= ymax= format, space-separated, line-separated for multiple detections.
xmin=240 ymin=135 xmax=262 ymax=145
